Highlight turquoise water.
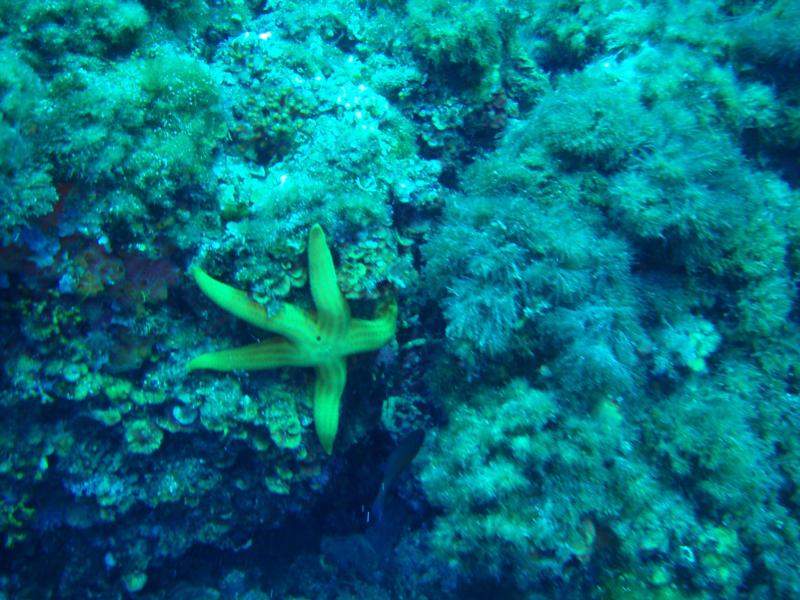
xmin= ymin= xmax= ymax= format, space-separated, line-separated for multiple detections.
xmin=1 ymin=0 xmax=799 ymax=597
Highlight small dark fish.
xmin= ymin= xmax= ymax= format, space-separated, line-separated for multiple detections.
xmin=369 ymin=429 xmax=425 ymax=523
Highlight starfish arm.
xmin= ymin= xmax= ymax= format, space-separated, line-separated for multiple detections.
xmin=345 ymin=301 xmax=398 ymax=354
xmin=187 ymin=339 xmax=312 ymax=372
xmin=313 ymin=358 xmax=347 ymax=454
xmin=191 ymin=266 xmax=319 ymax=346
xmin=308 ymin=224 xmax=350 ymax=337
xmin=191 ymin=266 xmax=272 ymax=329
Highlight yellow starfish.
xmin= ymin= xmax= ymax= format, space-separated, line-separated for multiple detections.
xmin=187 ymin=224 xmax=398 ymax=454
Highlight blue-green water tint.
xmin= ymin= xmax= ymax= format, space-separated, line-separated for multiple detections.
xmin=0 ymin=0 xmax=799 ymax=597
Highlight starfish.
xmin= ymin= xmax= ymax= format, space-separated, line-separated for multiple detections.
xmin=187 ymin=224 xmax=397 ymax=454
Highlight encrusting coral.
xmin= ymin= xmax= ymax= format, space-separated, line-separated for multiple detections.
xmin=187 ymin=224 xmax=398 ymax=453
